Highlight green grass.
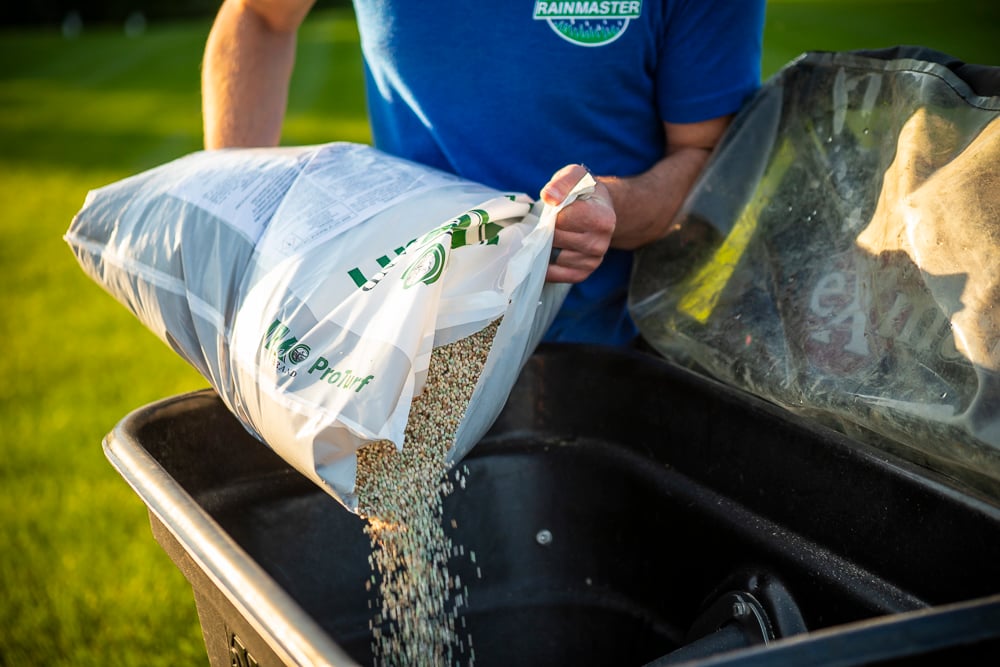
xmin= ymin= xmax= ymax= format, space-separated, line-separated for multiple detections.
xmin=761 ymin=0 xmax=1000 ymax=75
xmin=0 ymin=9 xmax=368 ymax=666
xmin=0 ymin=2 xmax=997 ymax=665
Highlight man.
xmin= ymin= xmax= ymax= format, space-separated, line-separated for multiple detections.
xmin=202 ymin=0 xmax=765 ymax=346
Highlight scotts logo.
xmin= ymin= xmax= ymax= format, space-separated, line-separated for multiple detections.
xmin=262 ymin=319 xmax=375 ymax=391
xmin=533 ymin=1 xmax=641 ymax=47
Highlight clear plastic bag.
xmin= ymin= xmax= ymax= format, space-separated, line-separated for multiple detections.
xmin=631 ymin=48 xmax=1000 ymax=497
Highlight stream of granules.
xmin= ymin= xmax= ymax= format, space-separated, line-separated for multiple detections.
xmin=355 ymin=318 xmax=499 ymax=666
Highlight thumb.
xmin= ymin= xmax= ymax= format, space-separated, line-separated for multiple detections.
xmin=541 ymin=164 xmax=591 ymax=206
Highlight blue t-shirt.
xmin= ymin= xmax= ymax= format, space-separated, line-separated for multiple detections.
xmin=352 ymin=0 xmax=765 ymax=346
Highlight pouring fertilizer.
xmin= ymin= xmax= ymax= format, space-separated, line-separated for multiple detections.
xmin=66 ymin=142 xmax=595 ymax=664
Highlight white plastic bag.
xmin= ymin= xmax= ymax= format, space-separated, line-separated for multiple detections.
xmin=67 ymin=142 xmax=585 ymax=510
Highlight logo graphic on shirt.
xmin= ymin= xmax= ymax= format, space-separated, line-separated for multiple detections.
xmin=533 ymin=1 xmax=642 ymax=47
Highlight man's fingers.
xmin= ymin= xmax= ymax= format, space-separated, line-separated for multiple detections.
xmin=552 ymin=226 xmax=611 ymax=260
xmin=546 ymin=257 xmax=598 ymax=284
xmin=541 ymin=163 xmax=591 ymax=205
xmin=554 ymin=201 xmax=615 ymax=238
xmin=541 ymin=164 xmax=615 ymax=284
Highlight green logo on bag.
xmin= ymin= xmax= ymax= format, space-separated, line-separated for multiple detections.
xmin=533 ymin=1 xmax=641 ymax=47
xmin=346 ymin=205 xmax=506 ymax=291
xmin=401 ymin=243 xmax=447 ymax=288
xmin=263 ymin=320 xmax=310 ymax=364
xmin=262 ymin=319 xmax=376 ymax=391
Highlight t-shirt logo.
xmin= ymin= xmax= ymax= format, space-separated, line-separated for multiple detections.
xmin=532 ymin=1 xmax=642 ymax=47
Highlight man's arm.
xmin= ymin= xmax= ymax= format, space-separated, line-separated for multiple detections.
xmin=541 ymin=115 xmax=731 ymax=283
xmin=202 ymin=0 xmax=316 ymax=149
xmin=603 ymin=116 xmax=731 ymax=249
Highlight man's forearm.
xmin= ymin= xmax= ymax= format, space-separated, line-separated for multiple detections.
xmin=600 ymin=144 xmax=712 ymax=251
xmin=601 ymin=115 xmax=732 ymax=250
xmin=201 ymin=0 xmax=303 ymax=148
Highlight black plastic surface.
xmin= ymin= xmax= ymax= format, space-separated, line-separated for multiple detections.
xmin=113 ymin=344 xmax=1000 ymax=666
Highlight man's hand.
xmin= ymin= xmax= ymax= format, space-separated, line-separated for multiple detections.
xmin=538 ymin=117 xmax=730 ymax=283
xmin=541 ymin=164 xmax=616 ymax=284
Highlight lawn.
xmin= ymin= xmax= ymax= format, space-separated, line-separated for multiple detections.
xmin=1 ymin=2 xmax=997 ymax=665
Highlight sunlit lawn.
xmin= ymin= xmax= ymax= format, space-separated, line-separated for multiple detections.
xmin=0 ymin=2 xmax=996 ymax=665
